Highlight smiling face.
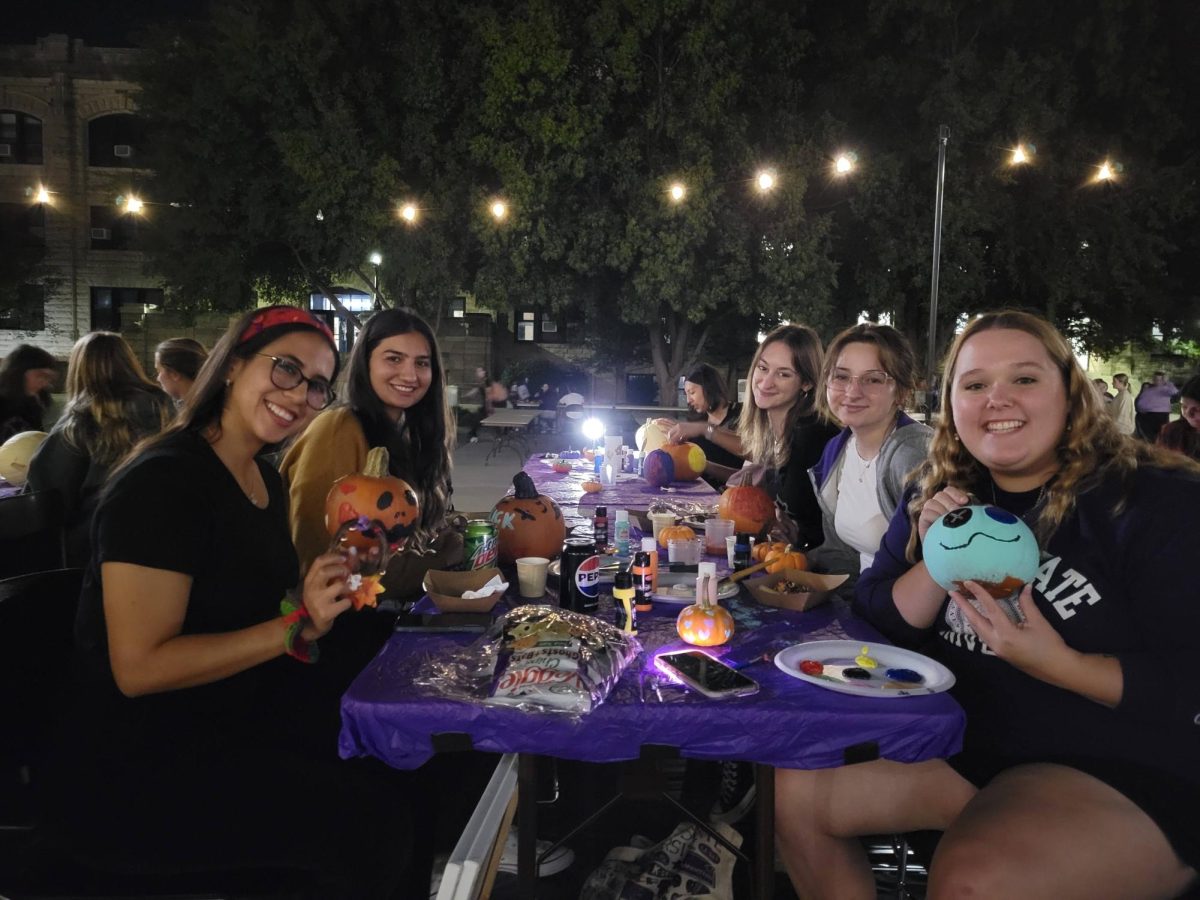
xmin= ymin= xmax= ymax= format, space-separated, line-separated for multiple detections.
xmin=752 ymin=340 xmax=807 ymax=414
xmin=1182 ymin=396 xmax=1200 ymax=432
xmin=370 ymin=331 xmax=433 ymax=421
xmin=224 ymin=331 xmax=335 ymax=446
xmin=950 ymin=328 xmax=1068 ymax=491
xmin=827 ymin=341 xmax=898 ymax=434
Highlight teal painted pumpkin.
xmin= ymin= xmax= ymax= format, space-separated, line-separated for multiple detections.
xmin=643 ymin=448 xmax=676 ymax=487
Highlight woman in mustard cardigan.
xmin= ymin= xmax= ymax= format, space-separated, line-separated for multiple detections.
xmin=281 ymin=309 xmax=460 ymax=678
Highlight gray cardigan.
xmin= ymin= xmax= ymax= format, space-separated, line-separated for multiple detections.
xmin=805 ymin=413 xmax=932 ymax=586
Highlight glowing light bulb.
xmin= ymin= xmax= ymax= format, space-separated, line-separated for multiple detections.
xmin=491 ymin=200 xmax=508 ymax=220
xmin=125 ymin=196 xmax=144 ymax=213
xmin=756 ymin=171 xmax=776 ymax=191
xmin=834 ymin=152 xmax=858 ymax=176
xmin=400 ymin=203 xmax=418 ymax=222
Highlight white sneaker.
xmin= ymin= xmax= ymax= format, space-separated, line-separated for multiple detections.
xmin=497 ymin=832 xmax=574 ymax=877
xmin=469 ymin=436 xmax=479 ymax=443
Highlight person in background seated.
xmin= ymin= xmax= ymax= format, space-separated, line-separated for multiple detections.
xmin=775 ymin=310 xmax=1200 ymax=900
xmin=1108 ymin=372 xmax=1136 ymax=436
xmin=805 ymin=323 xmax=931 ymax=588
xmin=1156 ymin=374 xmax=1200 ymax=461
xmin=26 ymin=332 xmax=172 ymax=566
xmin=653 ymin=363 xmax=745 ymax=487
xmin=154 ymin=337 xmax=208 ymax=407
xmin=733 ymin=324 xmax=839 ymax=549
xmin=0 ymin=343 xmax=57 ymax=442
xmin=56 ymin=306 xmax=414 ymax=897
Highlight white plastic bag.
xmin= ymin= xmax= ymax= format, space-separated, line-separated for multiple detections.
xmin=579 ymin=821 xmax=741 ymax=900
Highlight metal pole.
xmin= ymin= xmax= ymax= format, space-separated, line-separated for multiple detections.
xmin=926 ymin=125 xmax=950 ymax=422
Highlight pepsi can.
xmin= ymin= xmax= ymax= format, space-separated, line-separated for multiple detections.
xmin=560 ymin=538 xmax=601 ymax=613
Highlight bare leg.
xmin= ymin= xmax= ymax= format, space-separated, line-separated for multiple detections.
xmin=775 ymin=758 xmax=976 ymax=900
xmin=930 ymin=763 xmax=1198 ymax=900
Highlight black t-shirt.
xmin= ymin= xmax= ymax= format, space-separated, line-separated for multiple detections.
xmin=75 ymin=430 xmax=299 ymax=754
xmin=693 ymin=403 xmax=744 ymax=470
xmin=775 ymin=413 xmax=840 ymax=549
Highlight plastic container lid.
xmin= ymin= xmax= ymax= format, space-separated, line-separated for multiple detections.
xmin=615 ymin=509 xmax=629 ymax=522
xmin=641 ymin=536 xmax=657 ymax=551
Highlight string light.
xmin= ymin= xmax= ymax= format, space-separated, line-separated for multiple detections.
xmin=1009 ymin=143 xmax=1036 ymax=165
xmin=833 ymin=152 xmax=858 ymax=176
xmin=399 ymin=202 xmax=418 ymax=223
xmin=756 ymin=170 xmax=776 ymax=192
xmin=668 ymin=182 xmax=686 ymax=203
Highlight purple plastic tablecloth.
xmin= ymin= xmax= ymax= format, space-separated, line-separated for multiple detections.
xmin=339 ymin=593 xmax=965 ymax=771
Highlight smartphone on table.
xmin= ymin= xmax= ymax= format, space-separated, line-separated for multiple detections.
xmin=655 ymin=650 xmax=760 ymax=699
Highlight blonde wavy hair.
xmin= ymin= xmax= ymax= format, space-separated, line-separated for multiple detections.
xmin=905 ymin=310 xmax=1200 ymax=561
xmin=737 ymin=323 xmax=825 ymax=467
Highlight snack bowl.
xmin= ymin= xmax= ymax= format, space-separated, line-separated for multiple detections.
xmin=423 ymin=567 xmax=507 ymax=613
xmin=743 ymin=569 xmax=848 ymax=612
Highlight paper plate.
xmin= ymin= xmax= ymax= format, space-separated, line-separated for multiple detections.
xmin=652 ymin=581 xmax=739 ymax=604
xmin=774 ymin=640 xmax=955 ymax=698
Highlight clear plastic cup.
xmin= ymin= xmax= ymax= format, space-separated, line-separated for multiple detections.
xmin=668 ymin=536 xmax=702 ymax=565
xmin=704 ymin=517 xmax=735 ymax=555
xmin=649 ymin=511 xmax=677 ymax=541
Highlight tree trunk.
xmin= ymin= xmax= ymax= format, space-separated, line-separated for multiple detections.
xmin=647 ymin=312 xmax=710 ymax=407
xmin=289 ymin=245 xmax=362 ymax=333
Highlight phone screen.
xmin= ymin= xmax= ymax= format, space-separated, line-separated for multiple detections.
xmin=657 ymin=651 xmax=758 ymax=695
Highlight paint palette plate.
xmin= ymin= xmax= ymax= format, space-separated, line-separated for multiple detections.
xmin=774 ymin=640 xmax=955 ymax=698
xmin=652 ymin=581 xmax=739 ymax=604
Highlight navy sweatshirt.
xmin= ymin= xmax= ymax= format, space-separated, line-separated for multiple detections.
xmin=854 ymin=466 xmax=1200 ymax=788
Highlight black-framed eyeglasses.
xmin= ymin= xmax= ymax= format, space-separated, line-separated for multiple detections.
xmin=256 ymin=354 xmax=335 ymax=410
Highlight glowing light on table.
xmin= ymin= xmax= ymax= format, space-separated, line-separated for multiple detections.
xmin=581 ymin=417 xmax=605 ymax=443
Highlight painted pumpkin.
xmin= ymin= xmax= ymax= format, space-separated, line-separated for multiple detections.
xmin=324 ymin=446 xmax=420 ymax=551
xmin=657 ymin=523 xmax=696 ymax=549
xmin=642 ymin=448 xmax=676 ymax=487
xmin=764 ymin=545 xmax=807 ymax=574
xmin=0 ymin=430 xmax=48 ymax=486
xmin=752 ymin=541 xmax=789 ymax=563
xmin=581 ymin=480 xmax=603 ymax=493
xmin=718 ymin=485 xmax=775 ymax=536
xmin=552 ymin=460 xmax=572 ymax=474
xmin=663 ymin=442 xmax=706 ymax=481
xmin=676 ymin=594 xmax=735 ymax=647
xmin=636 ymin=420 xmax=669 ymax=453
xmin=490 ymin=471 xmax=566 ymax=564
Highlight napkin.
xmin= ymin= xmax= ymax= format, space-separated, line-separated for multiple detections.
xmin=461 ymin=574 xmax=509 ymax=599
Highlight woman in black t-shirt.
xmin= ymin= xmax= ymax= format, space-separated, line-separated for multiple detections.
xmin=59 ymin=307 xmax=412 ymax=897
xmin=653 ymin=363 xmax=746 ymax=487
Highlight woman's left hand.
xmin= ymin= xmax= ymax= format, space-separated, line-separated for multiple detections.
xmin=667 ymin=420 xmax=703 ymax=444
xmin=951 ymin=581 xmax=1071 ymax=681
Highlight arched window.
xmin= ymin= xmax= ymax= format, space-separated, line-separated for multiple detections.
xmin=0 ymin=111 xmax=43 ymax=164
xmin=88 ymin=113 xmax=144 ymax=167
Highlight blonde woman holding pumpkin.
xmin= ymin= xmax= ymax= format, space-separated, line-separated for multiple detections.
xmin=775 ymin=311 xmax=1200 ymax=899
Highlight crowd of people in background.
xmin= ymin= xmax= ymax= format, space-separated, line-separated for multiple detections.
xmin=2 ymin=306 xmax=1198 ymax=898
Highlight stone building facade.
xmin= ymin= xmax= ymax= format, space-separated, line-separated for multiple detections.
xmin=0 ymin=34 xmax=169 ymax=362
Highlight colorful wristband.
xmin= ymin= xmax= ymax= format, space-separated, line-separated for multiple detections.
xmin=280 ymin=594 xmax=319 ymax=663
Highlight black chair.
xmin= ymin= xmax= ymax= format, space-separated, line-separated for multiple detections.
xmin=0 ymin=490 xmax=67 ymax=579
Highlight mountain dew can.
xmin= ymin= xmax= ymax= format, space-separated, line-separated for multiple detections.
xmin=464 ymin=520 xmax=497 ymax=570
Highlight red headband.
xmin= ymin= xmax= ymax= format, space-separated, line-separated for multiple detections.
xmin=237 ymin=306 xmax=336 ymax=347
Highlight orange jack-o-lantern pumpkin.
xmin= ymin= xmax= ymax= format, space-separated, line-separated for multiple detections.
xmin=324 ymin=446 xmax=420 ymax=552
xmin=490 ymin=471 xmax=567 ymax=564
xmin=718 ymin=484 xmax=775 ymax=536
xmin=676 ymin=585 xmax=735 ymax=646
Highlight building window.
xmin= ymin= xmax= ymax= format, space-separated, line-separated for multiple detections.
xmin=0 ymin=202 xmax=45 ymax=247
xmin=88 ymin=114 xmax=144 ymax=168
xmin=540 ymin=313 xmax=558 ymax=334
xmin=0 ymin=284 xmax=46 ymax=331
xmin=515 ymin=310 xmax=536 ymax=342
xmin=310 ymin=289 xmax=370 ymax=353
xmin=90 ymin=286 xmax=163 ymax=331
xmin=450 ymin=296 xmax=466 ymax=318
xmin=0 ymin=111 xmax=43 ymax=165
xmin=90 ymin=205 xmax=142 ymax=250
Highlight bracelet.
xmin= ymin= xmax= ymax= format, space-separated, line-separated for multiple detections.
xmin=705 ymin=423 xmax=715 ymax=439
xmin=280 ymin=593 xmax=319 ymax=663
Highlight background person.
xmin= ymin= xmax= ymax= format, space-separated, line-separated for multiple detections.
xmin=806 ymin=323 xmax=931 ymax=586
xmin=1108 ymin=372 xmax=1136 ymax=435
xmin=1135 ymin=370 xmax=1178 ymax=441
xmin=1156 ymin=374 xmax=1200 ymax=460
xmin=154 ymin=337 xmax=208 ymax=406
xmin=733 ymin=324 xmax=839 ymax=548
xmin=653 ymin=362 xmax=745 ymax=487
xmin=1091 ymin=377 xmax=1113 ymax=405
xmin=0 ymin=343 xmax=57 ymax=442
xmin=25 ymin=332 xmax=172 ymax=566
xmin=775 ymin=310 xmax=1200 ymax=900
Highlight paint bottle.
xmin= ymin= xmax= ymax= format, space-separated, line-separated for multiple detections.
xmin=640 ymin=536 xmax=659 ymax=594
xmin=614 ymin=509 xmax=631 ymax=557
xmin=612 ymin=571 xmax=637 ymax=635
xmin=593 ymin=506 xmax=608 ymax=553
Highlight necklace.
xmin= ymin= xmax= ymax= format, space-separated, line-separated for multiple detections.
xmin=851 ymin=419 xmax=897 ymax=483
xmin=237 ymin=464 xmax=266 ymax=508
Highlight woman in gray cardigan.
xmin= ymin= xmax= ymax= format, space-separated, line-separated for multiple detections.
xmin=806 ymin=324 xmax=931 ymax=586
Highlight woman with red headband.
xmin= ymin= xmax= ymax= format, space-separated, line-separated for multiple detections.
xmin=54 ymin=307 xmax=412 ymax=897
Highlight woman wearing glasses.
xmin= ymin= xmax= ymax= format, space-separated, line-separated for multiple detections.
xmin=805 ymin=323 xmax=930 ymax=585
xmin=736 ymin=324 xmax=839 ymax=548
xmin=58 ymin=307 xmax=412 ymax=896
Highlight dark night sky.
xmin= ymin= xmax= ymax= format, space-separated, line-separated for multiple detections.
xmin=0 ymin=0 xmax=206 ymax=47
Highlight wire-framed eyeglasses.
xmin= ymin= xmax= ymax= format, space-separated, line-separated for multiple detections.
xmin=256 ymin=354 xmax=335 ymax=410
xmin=827 ymin=369 xmax=894 ymax=393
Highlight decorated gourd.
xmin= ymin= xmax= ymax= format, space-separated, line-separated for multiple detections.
xmin=664 ymin=442 xmax=706 ymax=481
xmin=764 ymin=545 xmax=807 ymax=574
xmin=718 ymin=484 xmax=775 ymax=536
xmin=642 ymin=448 xmax=676 ymax=487
xmin=324 ymin=446 xmax=420 ymax=552
xmin=924 ymin=504 xmax=1039 ymax=597
xmin=636 ymin=420 xmax=669 ymax=453
xmin=552 ymin=459 xmax=572 ymax=474
xmin=676 ymin=565 xmax=734 ymax=647
xmin=490 ymin=471 xmax=567 ymax=564
xmin=753 ymin=541 xmax=788 ymax=563
xmin=657 ymin=523 xmax=696 ymax=549
xmin=0 ymin=430 xmax=48 ymax=486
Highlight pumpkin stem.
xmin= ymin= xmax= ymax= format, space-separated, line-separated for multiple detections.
xmin=512 ymin=471 xmax=539 ymax=500
xmin=363 ymin=446 xmax=391 ymax=478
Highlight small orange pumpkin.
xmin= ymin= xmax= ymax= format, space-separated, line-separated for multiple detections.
xmin=764 ymin=545 xmax=808 ymax=574
xmin=753 ymin=541 xmax=789 ymax=563
xmin=718 ymin=484 xmax=775 ymax=535
xmin=581 ymin=480 xmax=603 ymax=493
xmin=324 ymin=446 xmax=420 ymax=552
xmin=676 ymin=574 xmax=735 ymax=647
xmin=657 ymin=523 xmax=695 ymax=549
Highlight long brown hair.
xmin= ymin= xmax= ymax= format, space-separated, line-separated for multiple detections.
xmin=59 ymin=332 xmax=170 ymax=464
xmin=737 ymin=324 xmax=825 ymax=467
xmin=905 ymin=310 xmax=1200 ymax=560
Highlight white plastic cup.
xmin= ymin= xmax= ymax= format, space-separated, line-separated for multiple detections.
xmin=704 ymin=517 xmax=735 ymax=555
xmin=725 ymin=534 xmax=737 ymax=568
xmin=668 ymin=537 xmax=702 ymax=565
xmin=515 ymin=556 xmax=550 ymax=599
xmin=648 ymin=511 xmax=676 ymax=541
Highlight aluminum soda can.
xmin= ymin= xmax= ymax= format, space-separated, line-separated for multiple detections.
xmin=463 ymin=519 xmax=498 ymax=570
xmin=560 ymin=537 xmax=601 ymax=613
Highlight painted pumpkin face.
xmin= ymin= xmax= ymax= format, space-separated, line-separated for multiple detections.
xmin=490 ymin=471 xmax=567 ymax=564
xmin=324 ymin=447 xmax=420 ymax=551
xmin=923 ymin=504 xmax=1039 ymax=596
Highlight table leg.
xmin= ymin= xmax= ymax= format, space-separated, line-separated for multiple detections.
xmin=518 ymin=753 xmax=539 ymax=897
xmin=754 ymin=763 xmax=775 ymax=900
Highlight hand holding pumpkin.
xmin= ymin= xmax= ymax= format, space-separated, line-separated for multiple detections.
xmin=297 ymin=552 xmax=353 ymax=640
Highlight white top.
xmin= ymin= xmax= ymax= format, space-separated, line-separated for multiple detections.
xmin=834 ymin=435 xmax=890 ymax=571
